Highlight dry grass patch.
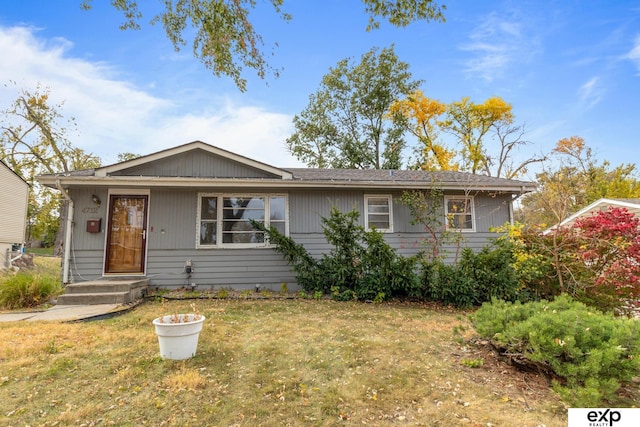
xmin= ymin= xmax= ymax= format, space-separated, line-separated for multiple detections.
xmin=163 ymin=366 xmax=208 ymax=391
xmin=0 ymin=299 xmax=568 ymax=426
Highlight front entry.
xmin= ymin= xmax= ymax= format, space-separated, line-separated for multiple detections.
xmin=105 ymin=195 xmax=148 ymax=274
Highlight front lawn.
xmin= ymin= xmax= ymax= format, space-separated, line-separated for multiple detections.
xmin=0 ymin=298 xmax=568 ymax=426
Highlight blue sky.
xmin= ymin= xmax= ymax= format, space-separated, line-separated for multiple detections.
xmin=1 ymin=1 xmax=639 ymax=177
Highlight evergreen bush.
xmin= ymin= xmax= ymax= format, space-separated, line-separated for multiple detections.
xmin=423 ymin=261 xmax=477 ymax=307
xmin=472 ymin=295 xmax=640 ymax=406
xmin=253 ymin=206 xmax=420 ymax=301
xmin=421 ymin=245 xmax=523 ymax=308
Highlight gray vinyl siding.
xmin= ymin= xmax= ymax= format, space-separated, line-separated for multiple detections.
xmin=289 ymin=189 xmax=364 ymax=233
xmin=145 ymin=248 xmax=297 ymax=289
xmin=288 ymin=189 xmax=512 ymax=234
xmin=148 ymin=190 xmax=197 ymax=249
xmin=472 ymin=192 xmax=512 ymax=232
xmin=66 ymin=249 xmax=104 ymax=281
xmin=68 ymin=188 xmax=109 ymax=251
xmin=66 ymin=187 xmax=511 ymax=288
xmin=382 ymin=231 xmax=499 ymax=262
xmin=111 ymin=149 xmax=278 ymax=178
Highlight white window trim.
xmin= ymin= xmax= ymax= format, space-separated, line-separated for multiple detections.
xmin=444 ymin=195 xmax=476 ymax=232
xmin=196 ymin=193 xmax=289 ymax=249
xmin=364 ymin=194 xmax=393 ymax=233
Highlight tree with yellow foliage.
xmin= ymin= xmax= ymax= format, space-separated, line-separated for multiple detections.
xmin=392 ymin=93 xmax=544 ymax=177
xmin=389 ymin=90 xmax=457 ymax=171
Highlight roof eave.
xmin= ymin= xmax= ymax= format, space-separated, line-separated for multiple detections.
xmin=544 ymin=197 xmax=640 ymax=234
xmin=37 ymin=175 xmax=536 ymax=193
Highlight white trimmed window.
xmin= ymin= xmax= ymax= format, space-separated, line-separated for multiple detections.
xmin=444 ymin=196 xmax=475 ymax=232
xmin=197 ymin=194 xmax=288 ymax=248
xmin=364 ymin=195 xmax=393 ymax=232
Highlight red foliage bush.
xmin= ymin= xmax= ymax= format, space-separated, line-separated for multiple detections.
xmin=569 ymin=207 xmax=640 ymax=314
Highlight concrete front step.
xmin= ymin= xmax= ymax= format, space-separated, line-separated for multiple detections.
xmin=57 ymin=292 xmax=133 ymax=305
xmin=57 ymin=279 xmax=149 ymax=305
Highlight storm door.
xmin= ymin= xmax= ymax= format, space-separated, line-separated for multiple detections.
xmin=104 ymin=195 xmax=148 ymax=274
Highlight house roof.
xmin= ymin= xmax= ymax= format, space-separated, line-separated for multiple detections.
xmin=544 ymin=198 xmax=640 ymax=234
xmin=0 ymin=159 xmax=29 ymax=186
xmin=37 ymin=141 xmax=536 ymax=193
xmin=284 ymin=168 xmax=535 ymax=191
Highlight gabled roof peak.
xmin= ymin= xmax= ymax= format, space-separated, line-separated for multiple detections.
xmin=95 ymin=141 xmax=293 ymax=180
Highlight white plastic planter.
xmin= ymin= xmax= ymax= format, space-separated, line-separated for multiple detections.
xmin=152 ymin=314 xmax=206 ymax=360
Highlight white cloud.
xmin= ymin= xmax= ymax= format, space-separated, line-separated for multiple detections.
xmin=460 ymin=11 xmax=540 ymax=82
xmin=144 ymin=104 xmax=297 ymax=167
xmin=627 ymin=35 xmax=640 ymax=74
xmin=577 ymin=76 xmax=603 ymax=109
xmin=0 ymin=25 xmax=302 ymax=167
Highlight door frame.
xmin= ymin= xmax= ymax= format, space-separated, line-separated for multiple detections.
xmin=103 ymin=189 xmax=150 ymax=276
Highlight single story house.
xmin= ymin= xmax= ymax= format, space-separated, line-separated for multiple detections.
xmin=0 ymin=160 xmax=29 ymax=268
xmin=544 ymin=198 xmax=640 ymax=234
xmin=37 ymin=141 xmax=536 ymax=290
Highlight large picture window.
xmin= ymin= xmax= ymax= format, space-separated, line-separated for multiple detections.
xmin=444 ymin=196 xmax=475 ymax=232
xmin=364 ymin=195 xmax=393 ymax=232
xmin=197 ymin=194 xmax=287 ymax=248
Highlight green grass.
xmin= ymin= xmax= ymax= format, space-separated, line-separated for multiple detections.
xmin=25 ymin=247 xmax=55 ymax=256
xmin=0 ymin=299 xmax=571 ymax=426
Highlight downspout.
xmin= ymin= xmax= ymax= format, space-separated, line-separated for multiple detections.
xmin=55 ymin=179 xmax=74 ymax=284
xmin=509 ymin=186 xmax=527 ymax=225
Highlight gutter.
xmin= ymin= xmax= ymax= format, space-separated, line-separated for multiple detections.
xmin=55 ymin=179 xmax=74 ymax=284
xmin=39 ymin=175 xmax=538 ymax=193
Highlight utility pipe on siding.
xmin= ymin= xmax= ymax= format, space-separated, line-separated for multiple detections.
xmin=55 ymin=179 xmax=74 ymax=284
xmin=509 ymin=185 xmax=528 ymax=225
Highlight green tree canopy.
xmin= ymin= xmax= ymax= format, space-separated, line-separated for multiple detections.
xmin=117 ymin=152 xmax=142 ymax=163
xmin=81 ymin=0 xmax=445 ymax=92
xmin=286 ymin=45 xmax=421 ymax=169
xmin=517 ymin=136 xmax=640 ymax=228
xmin=0 ymin=84 xmax=101 ymax=248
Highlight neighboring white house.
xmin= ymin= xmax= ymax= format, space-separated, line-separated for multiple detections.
xmin=0 ymin=160 xmax=29 ymax=267
xmin=544 ymin=198 xmax=640 ymax=234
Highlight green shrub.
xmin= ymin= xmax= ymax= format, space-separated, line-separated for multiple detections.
xmin=254 ymin=206 xmax=421 ymax=301
xmin=492 ymin=223 xmax=560 ymax=300
xmin=471 ymin=298 xmax=539 ymax=338
xmin=421 ymin=245 xmax=524 ymax=308
xmin=319 ymin=208 xmax=366 ymax=294
xmin=387 ymin=254 xmax=422 ymax=298
xmin=472 ymin=295 xmax=640 ymax=407
xmin=423 ymin=261 xmax=477 ymax=308
xmin=356 ymin=230 xmax=419 ymax=301
xmin=331 ymin=286 xmax=356 ymax=301
xmin=0 ymin=270 xmax=62 ymax=309
xmin=252 ymin=218 xmax=322 ymax=292
xmin=462 ymin=244 xmax=523 ymax=302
